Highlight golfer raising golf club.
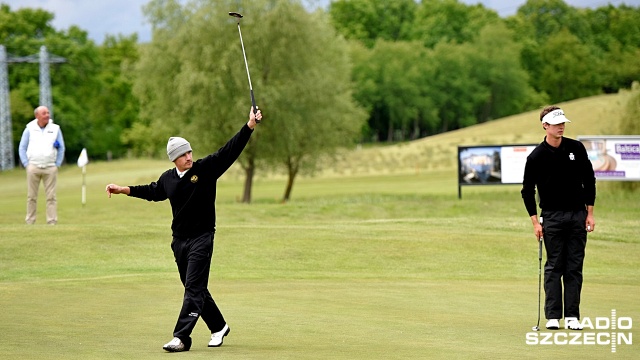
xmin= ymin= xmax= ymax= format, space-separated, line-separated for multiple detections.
xmin=106 ymin=106 xmax=262 ymax=352
xmin=521 ymin=105 xmax=595 ymax=331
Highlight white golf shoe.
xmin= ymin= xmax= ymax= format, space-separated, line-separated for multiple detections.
xmin=546 ymin=319 xmax=560 ymax=330
xmin=208 ymin=324 xmax=230 ymax=347
xmin=163 ymin=337 xmax=188 ymax=352
xmin=565 ymin=317 xmax=584 ymax=330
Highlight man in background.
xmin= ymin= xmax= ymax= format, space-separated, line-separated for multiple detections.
xmin=18 ymin=106 xmax=65 ymax=225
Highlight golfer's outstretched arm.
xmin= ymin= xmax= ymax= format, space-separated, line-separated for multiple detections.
xmin=106 ymin=184 xmax=130 ymax=198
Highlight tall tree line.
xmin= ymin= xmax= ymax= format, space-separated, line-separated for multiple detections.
xmin=329 ymin=0 xmax=640 ymax=141
xmin=2 ymin=0 xmax=639 ymax=199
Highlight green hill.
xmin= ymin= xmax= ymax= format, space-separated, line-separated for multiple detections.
xmin=322 ymin=92 xmax=631 ymax=178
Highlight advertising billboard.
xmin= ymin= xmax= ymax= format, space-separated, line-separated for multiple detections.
xmin=457 ymin=144 xmax=536 ymax=198
xmin=457 ymin=137 xmax=640 ymax=198
xmin=578 ymin=136 xmax=640 ymax=181
xmin=458 ymin=144 xmax=537 ymax=185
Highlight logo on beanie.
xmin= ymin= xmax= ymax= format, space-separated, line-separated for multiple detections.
xmin=191 ymin=175 xmax=198 ymax=183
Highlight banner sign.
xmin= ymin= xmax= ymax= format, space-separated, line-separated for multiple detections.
xmin=457 ymin=144 xmax=536 ymax=199
xmin=458 ymin=144 xmax=536 ymax=186
xmin=578 ymin=136 xmax=640 ymax=181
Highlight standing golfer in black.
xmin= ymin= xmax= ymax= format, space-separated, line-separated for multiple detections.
xmin=106 ymin=106 xmax=262 ymax=352
xmin=521 ymin=105 xmax=595 ymax=331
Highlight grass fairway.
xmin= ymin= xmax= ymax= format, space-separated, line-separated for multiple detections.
xmin=0 ymin=159 xmax=638 ymax=360
xmin=1 ymin=92 xmax=639 ymax=359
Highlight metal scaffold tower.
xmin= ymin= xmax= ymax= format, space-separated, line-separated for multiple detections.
xmin=21 ymin=46 xmax=66 ymax=119
xmin=0 ymin=45 xmax=15 ymax=170
xmin=0 ymin=45 xmax=66 ymax=171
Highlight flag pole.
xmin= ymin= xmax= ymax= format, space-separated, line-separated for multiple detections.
xmin=82 ymin=165 xmax=86 ymax=206
xmin=77 ymin=148 xmax=89 ymax=206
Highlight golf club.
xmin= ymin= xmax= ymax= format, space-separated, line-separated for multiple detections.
xmin=229 ymin=11 xmax=259 ymax=123
xmin=532 ymin=217 xmax=543 ymax=331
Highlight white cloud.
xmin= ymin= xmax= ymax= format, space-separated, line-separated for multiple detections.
xmin=3 ymin=0 xmax=151 ymax=43
xmin=4 ymin=0 xmax=640 ymax=44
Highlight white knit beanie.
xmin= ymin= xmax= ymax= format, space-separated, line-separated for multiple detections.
xmin=167 ymin=137 xmax=192 ymax=162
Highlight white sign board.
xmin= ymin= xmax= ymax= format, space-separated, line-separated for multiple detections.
xmin=579 ymin=136 xmax=640 ymax=181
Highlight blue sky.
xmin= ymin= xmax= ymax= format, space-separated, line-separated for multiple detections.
xmin=3 ymin=0 xmax=640 ymax=44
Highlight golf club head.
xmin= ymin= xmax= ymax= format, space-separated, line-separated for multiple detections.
xmin=229 ymin=12 xmax=243 ymax=18
xmin=532 ymin=326 xmax=539 ymax=331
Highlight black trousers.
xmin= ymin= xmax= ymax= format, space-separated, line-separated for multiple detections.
xmin=541 ymin=209 xmax=587 ymax=320
xmin=171 ymin=231 xmax=226 ymax=344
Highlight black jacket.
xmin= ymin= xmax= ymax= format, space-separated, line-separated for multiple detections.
xmin=521 ymin=136 xmax=596 ymax=216
xmin=128 ymin=124 xmax=253 ymax=237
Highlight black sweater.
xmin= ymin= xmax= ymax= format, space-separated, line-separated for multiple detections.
xmin=521 ymin=136 xmax=596 ymax=216
xmin=128 ymin=124 xmax=253 ymax=237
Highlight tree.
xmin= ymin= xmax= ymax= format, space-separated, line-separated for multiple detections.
xmin=253 ymin=3 xmax=366 ymax=202
xmin=329 ymin=0 xmax=417 ymax=47
xmin=411 ymin=0 xmax=500 ymax=48
xmin=584 ymin=5 xmax=640 ymax=92
xmin=537 ymin=29 xmax=602 ymax=102
xmin=133 ymin=0 xmax=365 ymax=203
xmin=469 ymin=23 xmax=545 ymax=122
xmin=512 ymin=0 xmax=591 ymax=42
xmin=41 ymin=27 xmax=103 ymax=162
xmin=88 ymin=34 xmax=140 ymax=160
xmin=351 ymin=39 xmax=435 ymax=141
xmin=127 ymin=0 xmax=188 ymax=157
xmin=429 ymin=42 xmax=489 ymax=132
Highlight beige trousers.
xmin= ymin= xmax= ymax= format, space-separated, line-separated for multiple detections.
xmin=26 ymin=164 xmax=58 ymax=224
